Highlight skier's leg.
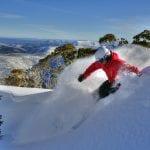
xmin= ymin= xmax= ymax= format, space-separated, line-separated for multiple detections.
xmin=110 ymin=83 xmax=121 ymax=93
xmin=99 ymin=80 xmax=112 ymax=98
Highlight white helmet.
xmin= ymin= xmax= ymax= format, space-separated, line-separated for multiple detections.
xmin=95 ymin=46 xmax=111 ymax=61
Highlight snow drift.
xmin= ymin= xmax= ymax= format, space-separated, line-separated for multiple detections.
xmin=0 ymin=44 xmax=150 ymax=150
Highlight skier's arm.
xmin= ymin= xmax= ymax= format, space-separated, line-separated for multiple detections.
xmin=122 ymin=63 xmax=141 ymax=75
xmin=83 ymin=61 xmax=102 ymax=79
xmin=78 ymin=61 xmax=101 ymax=82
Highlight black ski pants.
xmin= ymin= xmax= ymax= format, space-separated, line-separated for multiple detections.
xmin=99 ymin=80 xmax=120 ymax=98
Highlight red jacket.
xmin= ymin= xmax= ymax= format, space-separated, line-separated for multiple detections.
xmin=83 ymin=51 xmax=140 ymax=83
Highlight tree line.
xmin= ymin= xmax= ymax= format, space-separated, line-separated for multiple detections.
xmin=98 ymin=30 xmax=150 ymax=48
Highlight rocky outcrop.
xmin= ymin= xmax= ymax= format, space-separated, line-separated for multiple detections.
xmin=4 ymin=43 xmax=96 ymax=89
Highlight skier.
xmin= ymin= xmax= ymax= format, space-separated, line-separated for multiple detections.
xmin=78 ymin=46 xmax=142 ymax=98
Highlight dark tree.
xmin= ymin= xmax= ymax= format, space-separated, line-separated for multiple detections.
xmin=119 ymin=38 xmax=128 ymax=45
xmin=77 ymin=48 xmax=96 ymax=58
xmin=99 ymin=34 xmax=117 ymax=44
xmin=132 ymin=30 xmax=150 ymax=48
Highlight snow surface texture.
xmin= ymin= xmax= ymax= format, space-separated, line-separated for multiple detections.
xmin=0 ymin=45 xmax=150 ymax=150
xmin=0 ymin=54 xmax=43 ymax=78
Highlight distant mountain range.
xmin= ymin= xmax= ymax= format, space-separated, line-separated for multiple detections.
xmin=0 ymin=37 xmax=99 ymax=55
xmin=0 ymin=43 xmax=26 ymax=54
xmin=0 ymin=37 xmax=100 ymax=80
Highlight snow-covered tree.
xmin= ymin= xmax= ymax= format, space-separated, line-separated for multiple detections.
xmin=132 ymin=30 xmax=150 ymax=48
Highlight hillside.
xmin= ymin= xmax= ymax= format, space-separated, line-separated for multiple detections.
xmin=0 ymin=45 xmax=150 ymax=150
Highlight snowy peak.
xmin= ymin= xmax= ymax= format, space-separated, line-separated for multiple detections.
xmin=0 ymin=44 xmax=26 ymax=54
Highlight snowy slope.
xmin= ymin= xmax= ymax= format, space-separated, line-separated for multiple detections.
xmin=0 ymin=45 xmax=150 ymax=150
xmin=0 ymin=54 xmax=43 ymax=77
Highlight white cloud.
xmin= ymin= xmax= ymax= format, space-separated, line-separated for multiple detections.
xmin=0 ymin=13 xmax=24 ymax=19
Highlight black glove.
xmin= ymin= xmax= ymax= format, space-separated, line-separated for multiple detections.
xmin=137 ymin=72 xmax=143 ymax=77
xmin=78 ymin=74 xmax=84 ymax=82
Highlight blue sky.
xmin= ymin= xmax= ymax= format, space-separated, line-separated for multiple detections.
xmin=0 ymin=0 xmax=149 ymax=41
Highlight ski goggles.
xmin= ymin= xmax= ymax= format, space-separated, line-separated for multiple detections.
xmin=99 ymin=54 xmax=111 ymax=63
